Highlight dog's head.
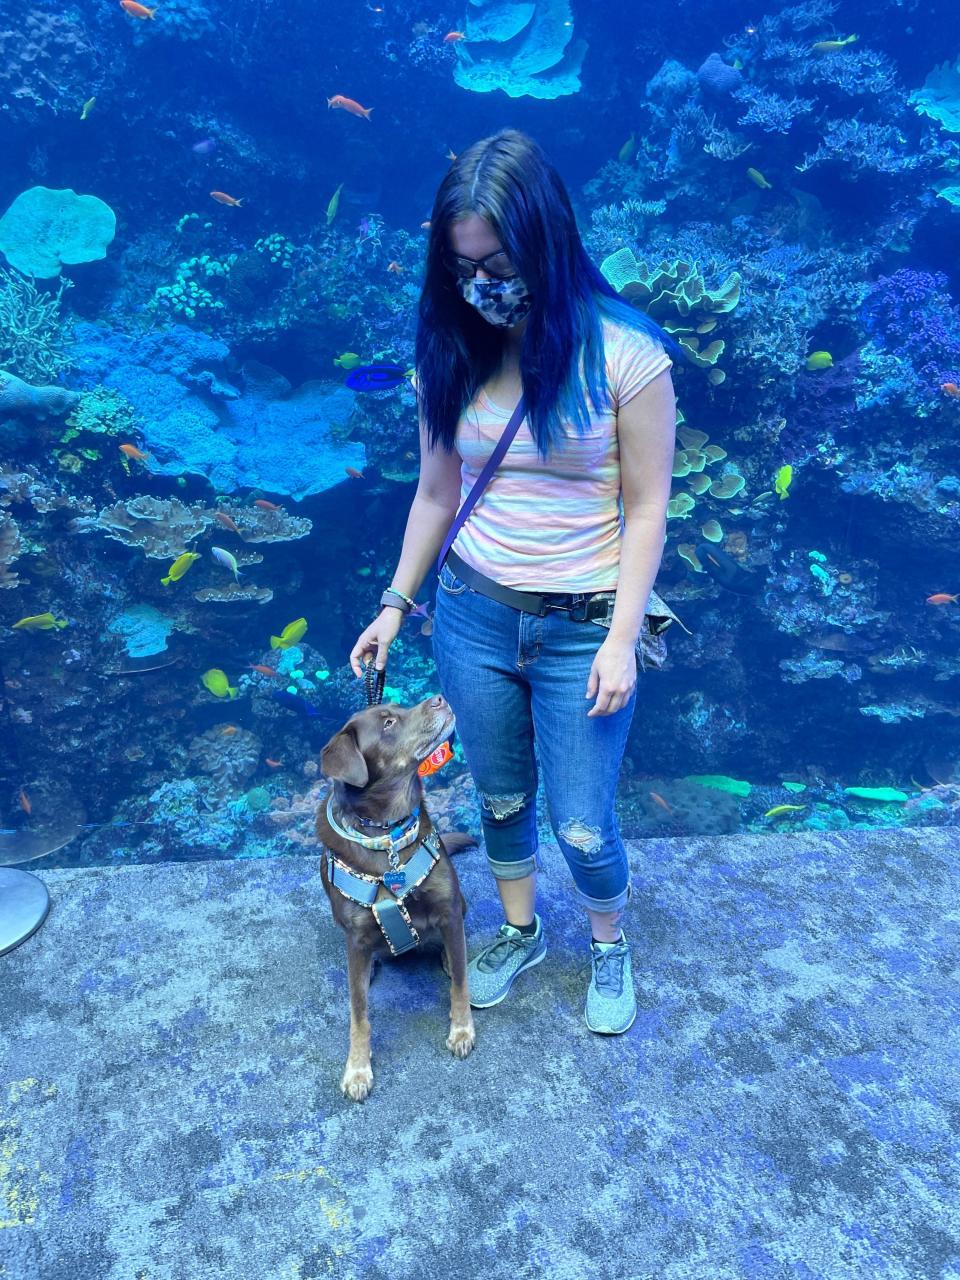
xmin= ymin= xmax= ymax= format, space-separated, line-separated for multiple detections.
xmin=320 ymin=693 xmax=455 ymax=794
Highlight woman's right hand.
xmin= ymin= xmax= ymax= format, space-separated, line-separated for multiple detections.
xmin=349 ymin=608 xmax=404 ymax=678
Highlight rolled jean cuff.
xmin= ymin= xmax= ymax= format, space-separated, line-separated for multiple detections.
xmin=486 ymin=849 xmax=541 ymax=880
xmin=573 ymin=879 xmax=633 ymax=914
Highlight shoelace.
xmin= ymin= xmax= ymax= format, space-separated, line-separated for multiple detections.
xmin=590 ymin=942 xmax=627 ymax=997
xmin=477 ymin=926 xmax=535 ymax=973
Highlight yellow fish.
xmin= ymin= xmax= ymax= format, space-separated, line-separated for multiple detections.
xmin=747 ymin=167 xmax=772 ymax=189
xmin=201 ymin=668 xmax=238 ymax=699
xmin=334 ymin=352 xmax=362 ymax=370
xmin=764 ymin=804 xmax=806 ymax=818
xmin=270 ymin=617 xmax=308 ymax=650
xmin=161 ymin=551 xmax=200 ymax=586
xmin=805 ymin=350 xmax=833 ymax=370
xmin=12 ymin=612 xmax=69 ymax=632
xmin=774 ymin=464 xmax=793 ymax=499
xmin=811 ymin=34 xmax=858 ymax=52
xmin=326 ymin=182 xmax=344 ymax=226
xmin=617 ymin=133 xmax=636 ymax=164
xmin=80 ymin=96 xmax=96 ymax=121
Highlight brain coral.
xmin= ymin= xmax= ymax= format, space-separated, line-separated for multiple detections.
xmin=0 ymin=187 xmax=117 ymax=279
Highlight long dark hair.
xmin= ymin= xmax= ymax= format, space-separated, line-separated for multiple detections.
xmin=415 ymin=128 xmax=682 ymax=461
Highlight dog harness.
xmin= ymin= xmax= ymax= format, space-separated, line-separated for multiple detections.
xmin=324 ymin=794 xmax=444 ymax=957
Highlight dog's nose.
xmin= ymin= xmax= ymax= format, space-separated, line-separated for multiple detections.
xmin=430 ymin=694 xmax=447 ymax=709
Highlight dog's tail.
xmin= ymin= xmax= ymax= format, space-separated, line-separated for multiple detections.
xmin=436 ymin=831 xmax=478 ymax=857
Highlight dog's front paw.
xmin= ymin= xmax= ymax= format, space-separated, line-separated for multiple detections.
xmin=446 ymin=1020 xmax=476 ymax=1059
xmin=341 ymin=1062 xmax=374 ymax=1101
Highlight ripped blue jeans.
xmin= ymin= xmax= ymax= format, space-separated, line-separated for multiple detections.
xmin=430 ymin=559 xmax=639 ymax=913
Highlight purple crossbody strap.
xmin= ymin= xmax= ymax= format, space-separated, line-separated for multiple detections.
xmin=436 ymin=395 xmax=527 ymax=575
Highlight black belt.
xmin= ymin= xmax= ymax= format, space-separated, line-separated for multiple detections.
xmin=445 ymin=549 xmax=615 ymax=621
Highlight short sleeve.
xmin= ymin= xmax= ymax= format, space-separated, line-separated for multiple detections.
xmin=609 ymin=323 xmax=672 ymax=409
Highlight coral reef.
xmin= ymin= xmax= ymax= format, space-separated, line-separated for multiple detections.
xmin=70 ymin=495 xmax=212 ymax=559
xmin=0 ymin=369 xmax=78 ymax=418
xmin=453 ymin=0 xmax=586 ymax=100
xmin=0 ymin=513 xmax=23 ymax=589
xmin=0 ymin=186 xmax=116 ymax=278
xmin=0 ymin=270 xmax=72 ymax=383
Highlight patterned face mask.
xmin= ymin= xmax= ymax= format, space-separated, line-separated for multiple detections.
xmin=457 ymin=274 xmax=534 ymax=327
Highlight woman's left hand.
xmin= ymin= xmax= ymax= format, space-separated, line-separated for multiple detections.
xmin=585 ymin=636 xmax=637 ymax=717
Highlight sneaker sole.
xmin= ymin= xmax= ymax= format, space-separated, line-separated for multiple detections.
xmin=585 ymin=1002 xmax=638 ymax=1035
xmin=468 ymin=943 xmax=547 ymax=1008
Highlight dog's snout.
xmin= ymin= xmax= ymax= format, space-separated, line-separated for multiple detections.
xmin=431 ymin=694 xmax=447 ymax=710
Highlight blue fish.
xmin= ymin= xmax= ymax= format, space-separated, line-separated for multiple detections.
xmin=271 ymin=689 xmax=321 ymax=718
xmin=345 ymin=364 xmax=409 ymax=392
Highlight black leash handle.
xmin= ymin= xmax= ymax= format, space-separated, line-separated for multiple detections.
xmin=363 ymin=654 xmax=385 ymax=707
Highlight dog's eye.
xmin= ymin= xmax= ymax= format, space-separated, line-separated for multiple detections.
xmin=382 ymin=717 xmax=397 ymax=731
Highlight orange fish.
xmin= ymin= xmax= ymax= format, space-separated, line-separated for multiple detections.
xmin=446 ymin=148 xmax=457 ymax=162
xmin=345 ymin=466 xmax=364 ymax=479
xmin=18 ymin=788 xmax=32 ymax=815
xmin=941 ymin=382 xmax=960 ymax=398
xmin=120 ymin=0 xmax=156 ymax=18
xmin=265 ymin=757 xmax=284 ymax=768
xmin=247 ymin=663 xmax=281 ymax=678
xmin=119 ymin=442 xmax=150 ymax=461
xmin=254 ymin=498 xmax=281 ymax=511
xmin=926 ymin=592 xmax=959 ymax=605
xmin=215 ymin=512 xmax=242 ymax=534
xmin=221 ymin=725 xmax=238 ymax=736
xmin=649 ymin=790 xmax=674 ymax=814
xmin=211 ymin=191 xmax=242 ymax=207
xmin=387 ymin=261 xmax=403 ymax=273
xmin=443 ymin=30 xmax=465 ymax=42
xmin=327 ymin=94 xmax=373 ymax=121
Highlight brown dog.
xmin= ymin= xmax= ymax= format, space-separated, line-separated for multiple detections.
xmin=316 ymin=692 xmax=476 ymax=1101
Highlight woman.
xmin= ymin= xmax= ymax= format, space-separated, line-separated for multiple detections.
xmin=348 ymin=128 xmax=680 ymax=1036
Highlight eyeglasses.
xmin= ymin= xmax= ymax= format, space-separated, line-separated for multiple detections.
xmin=443 ymin=248 xmax=517 ymax=280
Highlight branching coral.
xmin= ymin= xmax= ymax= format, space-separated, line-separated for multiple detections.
xmin=796 ymin=119 xmax=918 ymax=175
xmin=0 ymin=512 xmax=23 ymax=589
xmin=733 ymin=84 xmax=815 ymax=134
xmin=0 ymin=270 xmax=72 ymax=382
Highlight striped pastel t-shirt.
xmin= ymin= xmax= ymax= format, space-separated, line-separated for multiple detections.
xmin=447 ymin=318 xmax=672 ymax=592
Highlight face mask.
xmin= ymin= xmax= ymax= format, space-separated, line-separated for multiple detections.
xmin=457 ymin=274 xmax=534 ymax=327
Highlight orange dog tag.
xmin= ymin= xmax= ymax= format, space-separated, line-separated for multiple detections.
xmin=418 ymin=741 xmax=453 ymax=777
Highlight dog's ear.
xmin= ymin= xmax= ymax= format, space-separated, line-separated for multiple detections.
xmin=320 ymin=724 xmax=369 ymax=787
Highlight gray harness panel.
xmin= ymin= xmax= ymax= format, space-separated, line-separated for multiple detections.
xmin=327 ymin=829 xmax=444 ymax=956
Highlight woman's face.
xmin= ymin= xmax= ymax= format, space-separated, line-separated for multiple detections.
xmin=447 ymin=214 xmax=512 ymax=280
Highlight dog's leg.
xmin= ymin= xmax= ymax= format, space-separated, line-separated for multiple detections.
xmin=441 ymin=916 xmax=476 ymax=1059
xmin=341 ymin=937 xmax=375 ymax=1101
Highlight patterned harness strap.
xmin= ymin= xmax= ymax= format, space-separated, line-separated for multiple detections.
xmin=327 ymin=828 xmax=444 ymax=956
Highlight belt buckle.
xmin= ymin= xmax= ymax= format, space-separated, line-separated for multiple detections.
xmin=569 ymin=594 xmax=589 ymax=622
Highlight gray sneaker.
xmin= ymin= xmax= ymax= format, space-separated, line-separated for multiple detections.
xmin=466 ymin=914 xmax=547 ymax=1008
